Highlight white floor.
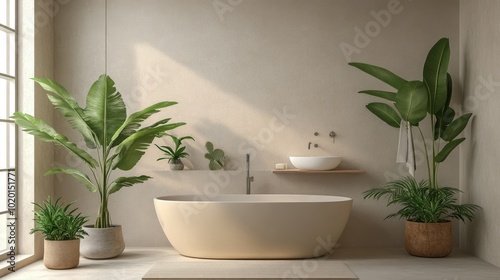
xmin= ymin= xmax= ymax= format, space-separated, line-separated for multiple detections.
xmin=2 ymin=247 xmax=500 ymax=280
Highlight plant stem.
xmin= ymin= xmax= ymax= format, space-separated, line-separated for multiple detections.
xmin=98 ymin=78 xmax=111 ymax=228
xmin=430 ymin=114 xmax=437 ymax=189
xmin=101 ymin=144 xmax=111 ymax=227
xmin=417 ymin=126 xmax=432 ymax=188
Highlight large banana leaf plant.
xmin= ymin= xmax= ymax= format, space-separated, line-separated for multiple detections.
xmin=349 ymin=38 xmax=471 ymax=189
xmin=349 ymin=38 xmax=479 ymax=223
xmin=11 ymin=74 xmax=184 ymax=228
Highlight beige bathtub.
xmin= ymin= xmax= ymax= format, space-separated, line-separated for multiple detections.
xmin=154 ymin=194 xmax=352 ymax=259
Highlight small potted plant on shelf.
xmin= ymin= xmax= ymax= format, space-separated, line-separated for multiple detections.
xmin=31 ymin=197 xmax=88 ymax=269
xmin=204 ymin=141 xmax=227 ymax=170
xmin=349 ymin=37 xmax=480 ymax=257
xmin=155 ymin=135 xmax=194 ymax=170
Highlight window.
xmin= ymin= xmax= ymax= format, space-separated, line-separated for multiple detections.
xmin=0 ymin=0 xmax=17 ymax=260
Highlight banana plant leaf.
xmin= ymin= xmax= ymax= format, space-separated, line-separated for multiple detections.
xmin=394 ymin=81 xmax=428 ymax=124
xmin=84 ymin=75 xmax=127 ymax=146
xmin=358 ymin=90 xmax=397 ymax=102
xmin=442 ymin=113 xmax=473 ymax=142
xmin=32 ymin=78 xmax=97 ymax=149
xmin=423 ymin=38 xmax=450 ymax=114
xmin=45 ymin=167 xmax=97 ymax=193
xmin=435 ymin=138 xmax=466 ymax=163
xmin=366 ymin=102 xmax=401 ymax=128
xmin=434 ymin=107 xmax=455 ymax=140
xmin=108 ymin=175 xmax=151 ymax=195
xmin=113 ymin=123 xmax=185 ymax=170
xmin=349 ymin=62 xmax=408 ymax=90
xmin=111 ymin=101 xmax=177 ymax=146
xmin=10 ymin=112 xmax=98 ymax=168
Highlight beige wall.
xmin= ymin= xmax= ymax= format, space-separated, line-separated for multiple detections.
xmin=32 ymin=0 xmax=55 ymax=259
xmin=52 ymin=0 xmax=460 ymax=248
xmin=459 ymin=0 xmax=500 ymax=267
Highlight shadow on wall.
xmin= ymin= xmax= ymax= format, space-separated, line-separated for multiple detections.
xmin=103 ymin=0 xmax=390 ymax=169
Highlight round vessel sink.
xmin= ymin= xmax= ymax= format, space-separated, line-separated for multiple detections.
xmin=289 ymin=156 xmax=342 ymax=171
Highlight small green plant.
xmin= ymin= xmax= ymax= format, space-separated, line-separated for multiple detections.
xmin=204 ymin=141 xmax=226 ymax=170
xmin=30 ymin=197 xmax=89 ymax=241
xmin=363 ymin=177 xmax=480 ymax=223
xmin=155 ymin=135 xmax=194 ymax=163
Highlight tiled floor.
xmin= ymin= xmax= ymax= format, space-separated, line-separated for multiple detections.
xmin=3 ymin=247 xmax=500 ymax=280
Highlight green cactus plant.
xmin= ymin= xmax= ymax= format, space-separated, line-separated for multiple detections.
xmin=204 ymin=141 xmax=226 ymax=170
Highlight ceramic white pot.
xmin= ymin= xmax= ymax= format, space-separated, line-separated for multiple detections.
xmin=44 ymin=239 xmax=80 ymax=269
xmin=80 ymin=225 xmax=125 ymax=259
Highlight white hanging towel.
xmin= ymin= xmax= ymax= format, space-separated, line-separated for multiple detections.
xmin=396 ymin=120 xmax=415 ymax=176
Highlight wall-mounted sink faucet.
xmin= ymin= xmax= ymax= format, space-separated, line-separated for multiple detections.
xmin=246 ymin=154 xmax=254 ymax=195
xmin=308 ymin=130 xmax=336 ymax=149
xmin=308 ymin=142 xmax=319 ymax=150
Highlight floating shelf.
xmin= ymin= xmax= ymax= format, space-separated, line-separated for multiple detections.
xmin=272 ymin=169 xmax=365 ymax=174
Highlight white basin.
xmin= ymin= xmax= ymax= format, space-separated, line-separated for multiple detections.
xmin=289 ymin=156 xmax=342 ymax=171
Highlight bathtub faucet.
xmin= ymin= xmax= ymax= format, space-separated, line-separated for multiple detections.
xmin=246 ymin=154 xmax=254 ymax=194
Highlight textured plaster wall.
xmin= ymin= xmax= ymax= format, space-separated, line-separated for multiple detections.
xmin=53 ymin=0 xmax=459 ymax=247
xmin=459 ymin=0 xmax=500 ymax=267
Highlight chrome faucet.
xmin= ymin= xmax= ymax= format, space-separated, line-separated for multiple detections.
xmin=246 ymin=154 xmax=254 ymax=194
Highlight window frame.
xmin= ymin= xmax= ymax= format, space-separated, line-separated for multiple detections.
xmin=0 ymin=0 xmax=17 ymax=261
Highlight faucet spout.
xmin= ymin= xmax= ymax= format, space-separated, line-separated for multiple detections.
xmin=246 ymin=154 xmax=254 ymax=195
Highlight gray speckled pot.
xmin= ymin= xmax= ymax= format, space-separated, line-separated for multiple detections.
xmin=80 ymin=225 xmax=125 ymax=259
xmin=169 ymin=159 xmax=184 ymax=170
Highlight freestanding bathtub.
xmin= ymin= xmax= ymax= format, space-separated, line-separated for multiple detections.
xmin=154 ymin=194 xmax=352 ymax=259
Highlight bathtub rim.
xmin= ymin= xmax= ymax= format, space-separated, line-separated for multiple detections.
xmin=154 ymin=194 xmax=353 ymax=204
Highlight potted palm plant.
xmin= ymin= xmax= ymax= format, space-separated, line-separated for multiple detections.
xmin=155 ymin=135 xmax=194 ymax=170
xmin=31 ymin=197 xmax=88 ymax=269
xmin=349 ymin=38 xmax=480 ymax=257
xmin=12 ymin=74 xmax=185 ymax=259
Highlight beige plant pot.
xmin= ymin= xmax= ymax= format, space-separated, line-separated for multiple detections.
xmin=405 ymin=220 xmax=452 ymax=258
xmin=44 ymin=239 xmax=80 ymax=269
xmin=80 ymin=225 xmax=125 ymax=259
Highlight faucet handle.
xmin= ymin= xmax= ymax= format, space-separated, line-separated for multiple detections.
xmin=329 ymin=131 xmax=336 ymax=143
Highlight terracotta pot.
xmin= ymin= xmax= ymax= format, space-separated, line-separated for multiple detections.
xmin=80 ymin=225 xmax=125 ymax=259
xmin=405 ymin=220 xmax=452 ymax=258
xmin=169 ymin=159 xmax=184 ymax=170
xmin=44 ymin=239 xmax=80 ymax=269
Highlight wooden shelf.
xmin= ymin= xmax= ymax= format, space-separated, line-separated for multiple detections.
xmin=272 ymin=169 xmax=365 ymax=174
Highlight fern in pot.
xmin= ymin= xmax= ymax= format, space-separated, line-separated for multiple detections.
xmin=349 ymin=38 xmax=480 ymax=257
xmin=12 ymin=74 xmax=185 ymax=259
xmin=31 ymin=197 xmax=88 ymax=269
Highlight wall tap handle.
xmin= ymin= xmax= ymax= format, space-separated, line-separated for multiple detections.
xmin=329 ymin=131 xmax=336 ymax=143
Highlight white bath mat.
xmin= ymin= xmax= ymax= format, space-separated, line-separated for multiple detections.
xmin=142 ymin=257 xmax=359 ymax=280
